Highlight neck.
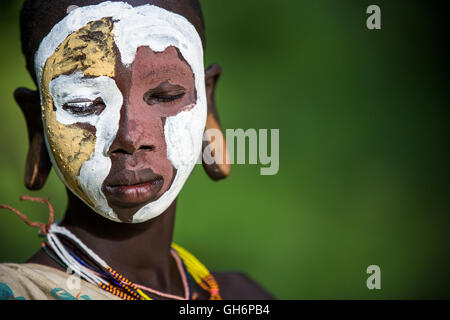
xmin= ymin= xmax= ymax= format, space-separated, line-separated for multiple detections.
xmin=59 ymin=190 xmax=182 ymax=295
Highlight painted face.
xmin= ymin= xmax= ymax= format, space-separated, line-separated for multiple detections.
xmin=35 ymin=2 xmax=206 ymax=223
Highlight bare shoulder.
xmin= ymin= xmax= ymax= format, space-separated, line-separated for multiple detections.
xmin=211 ymin=271 xmax=275 ymax=300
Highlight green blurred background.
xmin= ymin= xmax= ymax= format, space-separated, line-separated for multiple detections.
xmin=0 ymin=0 xmax=449 ymax=299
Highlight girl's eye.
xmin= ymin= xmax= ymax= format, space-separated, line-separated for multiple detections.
xmin=63 ymin=98 xmax=106 ymax=116
xmin=143 ymin=91 xmax=185 ymax=106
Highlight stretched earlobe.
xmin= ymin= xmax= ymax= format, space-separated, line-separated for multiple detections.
xmin=14 ymin=87 xmax=52 ymax=190
xmin=24 ymin=133 xmax=52 ymax=190
xmin=202 ymin=64 xmax=231 ymax=181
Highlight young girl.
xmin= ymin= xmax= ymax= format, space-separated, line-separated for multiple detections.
xmin=0 ymin=0 xmax=272 ymax=300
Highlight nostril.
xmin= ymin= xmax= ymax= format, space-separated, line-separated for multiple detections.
xmin=139 ymin=145 xmax=155 ymax=151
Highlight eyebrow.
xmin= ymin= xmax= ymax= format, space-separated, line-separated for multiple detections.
xmin=80 ymin=74 xmax=104 ymax=80
xmin=140 ymin=64 xmax=189 ymax=81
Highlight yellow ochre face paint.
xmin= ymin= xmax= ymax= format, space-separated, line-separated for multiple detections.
xmin=36 ymin=2 xmax=206 ymax=223
xmin=40 ymin=18 xmax=116 ymax=206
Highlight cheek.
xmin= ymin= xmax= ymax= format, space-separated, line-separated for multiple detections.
xmin=164 ymin=105 xmax=205 ymax=171
xmin=146 ymin=129 xmax=175 ymax=195
xmin=42 ymin=94 xmax=96 ymax=207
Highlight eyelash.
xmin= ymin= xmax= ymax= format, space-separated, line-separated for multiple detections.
xmin=144 ymin=92 xmax=185 ymax=106
xmin=62 ymin=99 xmax=106 ymax=116
xmin=156 ymin=93 xmax=185 ymax=102
xmin=62 ymin=91 xmax=185 ymax=114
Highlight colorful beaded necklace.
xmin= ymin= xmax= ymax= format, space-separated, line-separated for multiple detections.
xmin=42 ymin=241 xmax=195 ymax=300
xmin=45 ymin=223 xmax=222 ymax=300
xmin=0 ymin=196 xmax=222 ymax=300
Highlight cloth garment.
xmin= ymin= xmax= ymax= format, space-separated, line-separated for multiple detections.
xmin=0 ymin=263 xmax=120 ymax=300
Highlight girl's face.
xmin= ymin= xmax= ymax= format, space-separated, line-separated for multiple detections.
xmin=36 ymin=2 xmax=206 ymax=223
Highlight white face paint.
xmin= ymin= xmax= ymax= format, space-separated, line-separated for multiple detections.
xmin=36 ymin=2 xmax=206 ymax=223
xmin=50 ymin=72 xmax=123 ymax=220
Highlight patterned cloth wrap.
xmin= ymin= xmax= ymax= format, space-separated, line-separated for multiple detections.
xmin=0 ymin=263 xmax=120 ymax=300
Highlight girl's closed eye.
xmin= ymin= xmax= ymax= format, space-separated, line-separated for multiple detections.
xmin=143 ymin=90 xmax=185 ymax=105
xmin=143 ymin=80 xmax=186 ymax=106
xmin=63 ymin=97 xmax=106 ymax=116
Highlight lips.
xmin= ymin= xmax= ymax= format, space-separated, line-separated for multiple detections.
xmin=102 ymin=168 xmax=164 ymax=207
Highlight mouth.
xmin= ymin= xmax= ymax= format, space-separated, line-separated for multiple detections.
xmin=103 ymin=171 xmax=164 ymax=207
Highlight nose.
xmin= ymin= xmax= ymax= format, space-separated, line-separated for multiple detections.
xmin=107 ymin=112 xmax=155 ymax=156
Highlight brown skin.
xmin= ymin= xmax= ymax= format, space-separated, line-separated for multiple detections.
xmin=55 ymin=44 xmax=195 ymax=223
xmin=103 ymin=45 xmax=196 ymax=222
xmin=16 ymin=0 xmax=273 ymax=300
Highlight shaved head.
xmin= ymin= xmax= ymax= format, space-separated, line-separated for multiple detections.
xmin=20 ymin=0 xmax=205 ymax=83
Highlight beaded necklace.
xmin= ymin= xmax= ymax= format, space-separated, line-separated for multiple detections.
xmin=45 ymin=223 xmax=222 ymax=300
xmin=0 ymin=197 xmax=221 ymax=300
xmin=42 ymin=241 xmax=192 ymax=300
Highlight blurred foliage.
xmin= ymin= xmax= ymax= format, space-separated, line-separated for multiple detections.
xmin=0 ymin=0 xmax=449 ymax=299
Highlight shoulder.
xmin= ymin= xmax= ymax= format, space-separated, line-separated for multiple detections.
xmin=0 ymin=263 xmax=47 ymax=300
xmin=0 ymin=262 xmax=118 ymax=300
xmin=211 ymin=271 xmax=275 ymax=300
xmin=0 ymin=262 xmax=75 ymax=300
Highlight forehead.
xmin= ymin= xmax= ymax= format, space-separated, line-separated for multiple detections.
xmin=132 ymin=46 xmax=194 ymax=83
xmin=42 ymin=18 xmax=192 ymax=84
xmin=43 ymin=18 xmax=116 ymax=82
xmin=35 ymin=2 xmax=204 ymax=88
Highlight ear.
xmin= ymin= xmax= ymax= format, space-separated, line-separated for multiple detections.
xmin=14 ymin=87 xmax=52 ymax=190
xmin=202 ymin=64 xmax=231 ymax=181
